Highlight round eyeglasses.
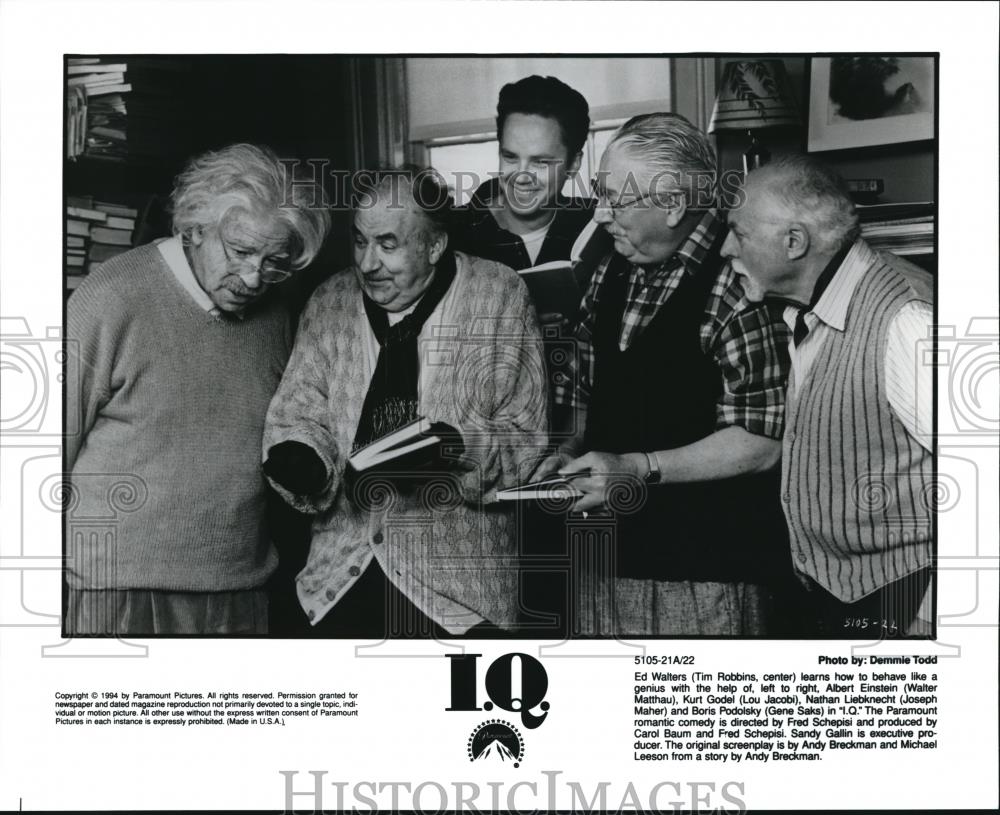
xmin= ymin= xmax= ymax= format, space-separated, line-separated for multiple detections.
xmin=217 ymin=232 xmax=293 ymax=283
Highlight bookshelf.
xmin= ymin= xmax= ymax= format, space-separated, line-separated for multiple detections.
xmin=856 ymin=201 xmax=936 ymax=274
xmin=63 ymin=55 xmax=360 ymax=307
xmin=64 ymin=57 xmax=196 ymax=296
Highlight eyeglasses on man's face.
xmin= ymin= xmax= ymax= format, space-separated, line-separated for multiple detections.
xmin=217 ymin=231 xmax=293 ymax=283
xmin=590 ymin=178 xmax=678 ymax=217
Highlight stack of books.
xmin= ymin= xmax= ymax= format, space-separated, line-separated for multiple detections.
xmin=66 ymin=58 xmax=130 ymax=160
xmin=67 ymin=57 xmax=197 ymax=165
xmin=857 ymin=202 xmax=935 ymax=257
xmin=66 ymin=196 xmax=138 ymax=291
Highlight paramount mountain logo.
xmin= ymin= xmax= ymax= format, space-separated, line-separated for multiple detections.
xmin=467 ymin=720 xmax=524 ymax=768
xmin=448 ymin=653 xmax=549 ymax=768
xmin=477 ymin=739 xmax=516 ymax=762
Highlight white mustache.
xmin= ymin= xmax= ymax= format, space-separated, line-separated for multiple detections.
xmin=226 ymin=282 xmax=258 ymax=297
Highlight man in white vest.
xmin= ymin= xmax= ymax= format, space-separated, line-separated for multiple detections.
xmin=722 ymin=154 xmax=934 ymax=637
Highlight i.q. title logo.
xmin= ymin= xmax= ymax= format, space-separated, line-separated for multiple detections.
xmin=445 ymin=653 xmax=549 ymax=768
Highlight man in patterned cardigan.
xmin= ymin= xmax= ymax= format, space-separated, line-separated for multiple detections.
xmin=723 ymin=155 xmax=934 ymax=637
xmin=262 ymin=169 xmax=547 ymax=637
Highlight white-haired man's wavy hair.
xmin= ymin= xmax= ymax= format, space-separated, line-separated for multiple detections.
xmin=757 ymin=154 xmax=861 ymax=252
xmin=170 ymin=143 xmax=331 ymax=270
xmin=606 ymin=112 xmax=718 ymax=208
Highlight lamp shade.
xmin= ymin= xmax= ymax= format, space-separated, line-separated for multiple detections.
xmin=708 ymin=60 xmax=800 ymax=132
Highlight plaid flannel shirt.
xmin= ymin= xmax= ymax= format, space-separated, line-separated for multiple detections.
xmin=554 ymin=210 xmax=790 ymax=439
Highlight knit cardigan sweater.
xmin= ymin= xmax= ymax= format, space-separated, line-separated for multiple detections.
xmin=263 ymin=252 xmax=548 ymax=630
xmin=66 ymin=242 xmax=291 ymax=591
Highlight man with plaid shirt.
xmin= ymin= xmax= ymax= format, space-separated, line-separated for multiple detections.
xmin=535 ymin=113 xmax=791 ymax=635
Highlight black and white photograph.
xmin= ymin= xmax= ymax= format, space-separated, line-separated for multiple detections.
xmin=0 ymin=2 xmax=997 ymax=812
xmin=60 ymin=54 xmax=938 ymax=641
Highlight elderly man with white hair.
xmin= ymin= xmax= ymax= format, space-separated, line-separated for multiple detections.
xmin=66 ymin=143 xmax=331 ymax=635
xmin=536 ymin=113 xmax=792 ymax=636
xmin=723 ymin=154 xmax=934 ymax=637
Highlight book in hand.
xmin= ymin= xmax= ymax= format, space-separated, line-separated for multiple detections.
xmin=348 ymin=417 xmax=458 ymax=473
xmin=517 ymin=260 xmax=581 ymax=320
xmin=496 ymin=474 xmax=584 ymax=502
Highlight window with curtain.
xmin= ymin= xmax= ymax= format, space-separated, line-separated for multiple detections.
xmin=406 ymin=57 xmax=674 ymax=203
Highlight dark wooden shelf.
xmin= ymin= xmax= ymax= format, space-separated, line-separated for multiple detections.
xmin=65 ymin=154 xmax=183 ymax=197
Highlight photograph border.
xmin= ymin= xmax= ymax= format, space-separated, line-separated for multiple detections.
xmin=59 ymin=52 xmax=939 ymax=642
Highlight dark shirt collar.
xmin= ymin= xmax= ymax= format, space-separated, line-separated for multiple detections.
xmin=790 ymin=241 xmax=854 ymax=347
xmin=805 ymin=241 xmax=853 ymax=312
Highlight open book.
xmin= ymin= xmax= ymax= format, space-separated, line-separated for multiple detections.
xmin=496 ymin=474 xmax=584 ymax=502
xmin=517 ymin=220 xmax=614 ymax=319
xmin=348 ymin=417 xmax=443 ymax=472
xmin=517 ymin=260 xmax=581 ymax=319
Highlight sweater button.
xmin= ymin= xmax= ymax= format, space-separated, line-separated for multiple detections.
xmin=325 ymin=588 xmax=336 ymax=601
xmin=782 ymin=493 xmax=791 ymax=502
xmin=788 ymin=431 xmax=796 ymax=442
xmin=797 ymin=553 xmax=807 ymax=563
xmin=373 ymin=531 xmax=384 ymax=545
xmin=348 ymin=565 xmax=361 ymax=577
xmin=307 ymin=609 xmax=316 ymax=621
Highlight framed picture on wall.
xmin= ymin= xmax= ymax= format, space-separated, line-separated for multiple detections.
xmin=807 ymin=56 xmax=935 ymax=151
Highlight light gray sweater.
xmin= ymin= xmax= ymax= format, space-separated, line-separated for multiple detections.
xmin=66 ymin=243 xmax=290 ymax=591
